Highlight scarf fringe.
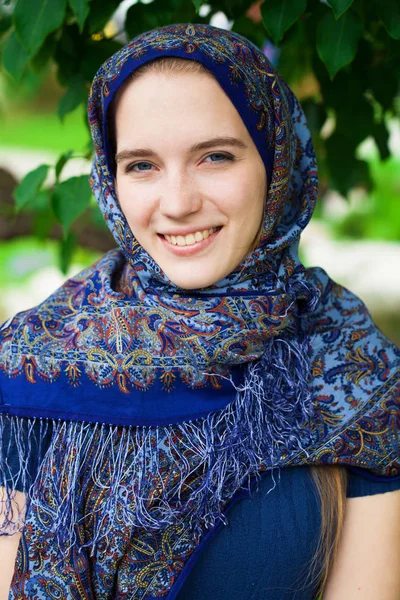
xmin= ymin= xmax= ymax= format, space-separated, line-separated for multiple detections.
xmin=0 ymin=333 xmax=313 ymax=557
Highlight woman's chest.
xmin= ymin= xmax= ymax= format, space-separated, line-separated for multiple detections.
xmin=175 ymin=466 xmax=322 ymax=600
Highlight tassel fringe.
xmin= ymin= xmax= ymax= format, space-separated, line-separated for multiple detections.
xmin=0 ymin=332 xmax=313 ymax=557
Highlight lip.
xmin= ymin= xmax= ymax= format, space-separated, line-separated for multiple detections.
xmin=158 ymin=227 xmax=222 ymax=256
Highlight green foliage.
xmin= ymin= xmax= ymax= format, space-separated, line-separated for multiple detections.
xmin=326 ymin=0 xmax=354 ymax=20
xmin=261 ymin=0 xmax=307 ymax=44
xmin=0 ymin=13 xmax=12 ymax=36
xmin=331 ymin=158 xmax=400 ymax=241
xmin=59 ymin=232 xmax=78 ymax=273
xmin=14 ymin=164 xmax=50 ymax=212
xmin=14 ymin=0 xmax=67 ymax=58
xmin=58 ymin=74 xmax=87 ymax=121
xmin=68 ymin=0 xmax=90 ymax=33
xmin=1 ymin=0 xmax=399 ymax=272
xmin=316 ymin=9 xmax=362 ymax=79
xmin=376 ymin=0 xmax=400 ymax=40
xmin=221 ymin=0 xmax=254 ymax=20
xmin=52 ymin=175 xmax=92 ymax=235
xmin=55 ymin=151 xmax=74 ymax=180
xmin=125 ymin=1 xmax=178 ymax=39
xmin=2 ymin=30 xmax=29 ymax=80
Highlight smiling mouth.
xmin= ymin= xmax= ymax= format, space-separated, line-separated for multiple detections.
xmin=161 ymin=226 xmax=222 ymax=247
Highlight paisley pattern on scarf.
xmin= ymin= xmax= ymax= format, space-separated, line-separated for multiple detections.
xmin=11 ymin=505 xmax=196 ymax=599
xmin=1 ymin=22 xmax=399 ymax=600
xmin=0 ymin=252 xmax=303 ymax=395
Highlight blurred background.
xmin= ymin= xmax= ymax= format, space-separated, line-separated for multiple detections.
xmin=0 ymin=0 xmax=399 ymax=344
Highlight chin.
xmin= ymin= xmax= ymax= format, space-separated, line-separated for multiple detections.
xmin=168 ymin=276 xmax=218 ymax=291
xmin=164 ymin=267 xmax=223 ymax=291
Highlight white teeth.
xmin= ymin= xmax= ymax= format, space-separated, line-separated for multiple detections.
xmin=164 ymin=227 xmax=218 ymax=246
xmin=185 ymin=233 xmax=196 ymax=245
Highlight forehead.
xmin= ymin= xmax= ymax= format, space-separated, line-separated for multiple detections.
xmin=114 ymin=70 xmax=251 ymax=140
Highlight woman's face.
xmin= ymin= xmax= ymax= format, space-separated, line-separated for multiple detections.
xmin=114 ymin=69 xmax=267 ymax=289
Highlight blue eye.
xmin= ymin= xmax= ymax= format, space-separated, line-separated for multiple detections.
xmin=126 ymin=153 xmax=234 ymax=173
xmin=129 ymin=161 xmax=153 ymax=172
xmin=206 ymin=153 xmax=233 ymax=163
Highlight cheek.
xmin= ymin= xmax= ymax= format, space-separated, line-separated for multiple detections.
xmin=219 ymin=172 xmax=265 ymax=226
xmin=116 ymin=180 xmax=155 ymax=232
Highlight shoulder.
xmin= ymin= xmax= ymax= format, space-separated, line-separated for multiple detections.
xmin=305 ymin=270 xmax=399 ymax=408
xmin=347 ymin=466 xmax=400 ymax=498
xmin=306 ymin=269 xmax=399 ymax=360
xmin=297 ymin=269 xmax=400 ymax=476
xmin=324 ymin=486 xmax=400 ymax=599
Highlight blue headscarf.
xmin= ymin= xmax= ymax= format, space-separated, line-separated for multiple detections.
xmin=1 ymin=24 xmax=399 ymax=594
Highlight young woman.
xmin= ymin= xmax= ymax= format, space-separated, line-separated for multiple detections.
xmin=1 ymin=23 xmax=399 ymax=600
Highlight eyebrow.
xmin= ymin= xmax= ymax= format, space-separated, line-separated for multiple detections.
xmin=115 ymin=136 xmax=248 ymax=163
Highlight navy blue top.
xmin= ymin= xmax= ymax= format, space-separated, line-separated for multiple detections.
xmin=174 ymin=466 xmax=400 ymax=600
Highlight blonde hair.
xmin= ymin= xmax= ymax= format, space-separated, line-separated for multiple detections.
xmin=309 ymin=465 xmax=348 ymax=594
xmin=107 ymin=57 xmax=348 ymax=594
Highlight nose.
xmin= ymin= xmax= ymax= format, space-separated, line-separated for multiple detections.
xmin=159 ymin=170 xmax=202 ymax=219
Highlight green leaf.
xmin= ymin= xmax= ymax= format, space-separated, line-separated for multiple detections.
xmin=55 ymin=151 xmax=74 ymax=181
xmin=316 ymin=66 xmax=375 ymax=146
xmin=58 ymin=74 xmax=87 ymax=121
xmin=87 ymin=0 xmax=121 ymax=35
xmin=222 ymin=0 xmax=254 ymax=20
xmin=59 ymin=232 xmax=77 ymax=274
xmin=326 ymin=132 xmax=372 ymax=196
xmin=369 ymin=64 xmax=398 ymax=111
xmin=68 ymin=0 xmax=90 ymax=32
xmin=13 ymin=165 xmax=50 ymax=212
xmin=2 ymin=30 xmax=30 ymax=80
xmin=54 ymin=23 xmax=83 ymax=86
xmin=316 ymin=9 xmax=362 ymax=79
xmin=232 ymin=15 xmax=269 ymax=49
xmin=372 ymin=122 xmax=390 ymax=161
xmin=277 ymin=17 xmax=312 ymax=84
xmin=375 ymin=0 xmax=400 ymax=39
xmin=33 ymin=203 xmax=55 ymax=240
xmin=81 ymin=39 xmax=122 ymax=82
xmin=192 ymin=0 xmax=202 ymax=11
xmin=31 ymin=32 xmax=57 ymax=73
xmin=14 ymin=0 xmax=67 ymax=57
xmin=0 ymin=13 xmax=12 ymax=36
xmin=301 ymin=99 xmax=327 ymax=139
xmin=261 ymin=0 xmax=307 ymax=44
xmin=125 ymin=1 xmax=174 ymax=39
xmin=52 ymin=175 xmax=92 ymax=234
xmin=89 ymin=203 xmax=109 ymax=232
xmin=326 ymin=0 xmax=354 ymax=20
xmin=28 ymin=188 xmax=50 ymax=211
xmin=171 ymin=0 xmax=197 ymax=22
